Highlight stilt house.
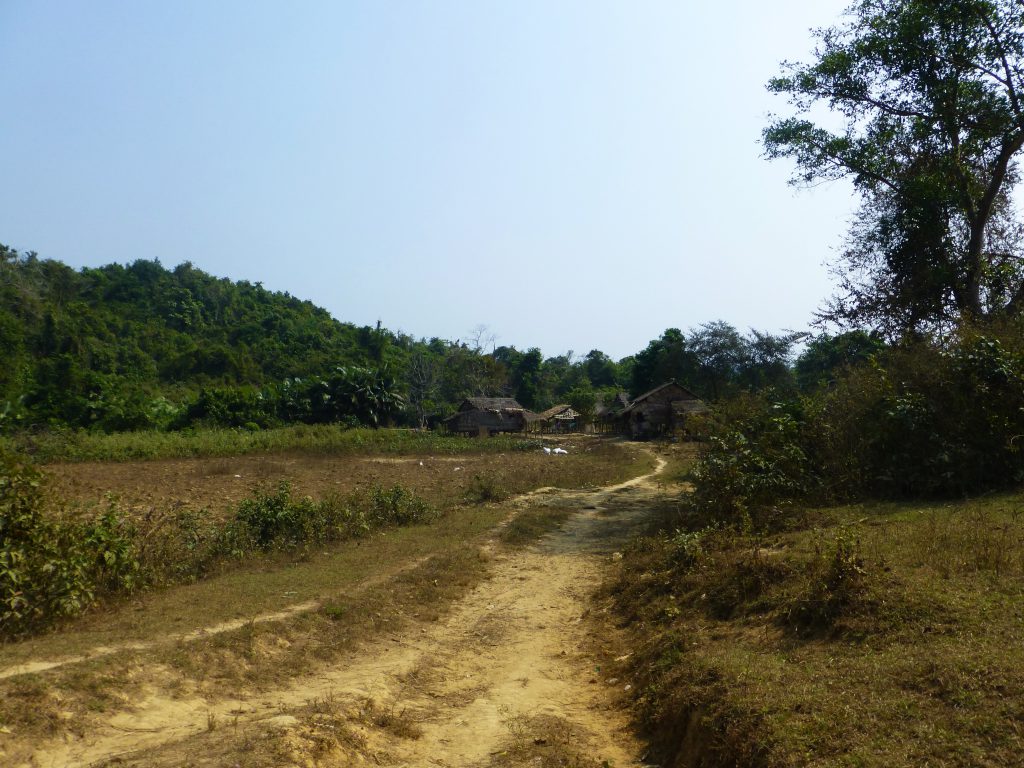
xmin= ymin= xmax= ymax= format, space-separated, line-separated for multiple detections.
xmin=445 ymin=397 xmax=537 ymax=437
xmin=536 ymin=404 xmax=581 ymax=433
xmin=620 ymin=381 xmax=707 ymax=438
xmin=594 ymin=392 xmax=631 ymax=433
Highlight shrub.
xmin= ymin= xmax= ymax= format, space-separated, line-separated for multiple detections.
xmin=0 ymin=455 xmax=442 ymax=638
xmin=177 ymin=387 xmax=279 ymax=430
xmin=464 ymin=474 xmax=508 ymax=504
xmin=691 ymin=327 xmax=1024 ymax=528
xmin=690 ymin=395 xmax=815 ymax=531
xmin=81 ymin=507 xmax=141 ymax=594
xmin=368 ymin=484 xmax=437 ymax=526
xmin=233 ymin=482 xmax=436 ymax=552
xmin=235 ymin=482 xmax=312 ymax=549
xmin=0 ymin=451 xmax=140 ymax=637
xmin=784 ymin=532 xmax=869 ymax=635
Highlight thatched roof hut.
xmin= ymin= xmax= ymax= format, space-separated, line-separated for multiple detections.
xmin=620 ymin=381 xmax=706 ymax=438
xmin=445 ymin=397 xmax=538 ymax=436
xmin=593 ymin=391 xmax=631 ymax=432
xmin=536 ymin=404 xmax=582 ymax=433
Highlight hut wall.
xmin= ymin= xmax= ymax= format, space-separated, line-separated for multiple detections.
xmin=448 ymin=411 xmax=526 ymax=435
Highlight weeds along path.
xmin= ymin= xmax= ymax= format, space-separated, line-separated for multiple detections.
xmin=13 ymin=452 xmax=672 ymax=768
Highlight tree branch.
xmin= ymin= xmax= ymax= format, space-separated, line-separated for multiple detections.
xmin=978 ymin=7 xmax=1023 ymax=118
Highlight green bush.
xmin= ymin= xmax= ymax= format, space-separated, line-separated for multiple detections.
xmin=368 ymin=484 xmax=438 ymax=526
xmin=233 ymin=482 xmax=436 ymax=552
xmin=463 ymin=474 xmax=508 ymax=504
xmin=691 ymin=327 xmax=1024 ymax=531
xmin=178 ymin=387 xmax=279 ymax=430
xmin=235 ymin=482 xmax=312 ymax=549
xmin=690 ymin=395 xmax=815 ymax=531
xmin=0 ymin=451 xmax=140 ymax=637
xmin=0 ymin=451 xmax=441 ymax=639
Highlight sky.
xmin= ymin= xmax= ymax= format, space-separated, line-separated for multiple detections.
xmin=0 ymin=1 xmax=856 ymax=360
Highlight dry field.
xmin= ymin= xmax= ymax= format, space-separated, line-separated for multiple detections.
xmin=43 ymin=438 xmax=641 ymax=522
xmin=0 ymin=438 xmax=698 ymax=767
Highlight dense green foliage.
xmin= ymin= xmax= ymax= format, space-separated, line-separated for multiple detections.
xmin=0 ymin=245 xmax=805 ymax=435
xmin=765 ymin=0 xmax=1024 ymax=336
xmin=691 ymin=325 xmax=1024 ymax=530
xmin=0 ymin=245 xmax=412 ymax=430
xmin=630 ymin=324 xmax=803 ymax=400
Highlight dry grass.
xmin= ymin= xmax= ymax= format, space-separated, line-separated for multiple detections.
xmin=489 ymin=712 xmax=608 ymax=768
xmin=89 ymin=694 xmax=379 ymax=767
xmin=606 ymin=489 xmax=1024 ymax=767
xmin=0 ymin=440 xmax=644 ymax=747
xmin=44 ymin=436 xmax=646 ymax=525
xmin=499 ymin=505 xmax=577 ymax=546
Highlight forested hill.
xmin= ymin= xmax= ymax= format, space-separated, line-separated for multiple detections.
xmin=0 ymin=244 xmax=818 ymax=433
xmin=0 ymin=245 xmax=420 ymax=429
xmin=2 ymin=248 xmax=369 ymax=386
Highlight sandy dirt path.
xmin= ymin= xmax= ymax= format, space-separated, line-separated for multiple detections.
xmin=14 ymin=455 xmax=670 ymax=768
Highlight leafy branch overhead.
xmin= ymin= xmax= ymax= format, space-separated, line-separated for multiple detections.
xmin=765 ymin=0 xmax=1024 ymax=335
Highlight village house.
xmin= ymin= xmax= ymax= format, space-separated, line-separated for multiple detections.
xmin=444 ymin=397 xmax=537 ymax=437
xmin=535 ymin=404 xmax=582 ymax=433
xmin=619 ymin=380 xmax=707 ymax=438
xmin=593 ymin=391 xmax=630 ymax=433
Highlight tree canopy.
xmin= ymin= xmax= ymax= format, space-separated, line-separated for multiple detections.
xmin=0 ymin=245 xmax=816 ymax=432
xmin=765 ymin=0 xmax=1024 ymax=336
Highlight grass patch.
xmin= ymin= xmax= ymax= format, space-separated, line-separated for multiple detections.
xmin=2 ymin=425 xmax=545 ymax=464
xmin=605 ymin=490 xmax=1024 ymax=767
xmin=499 ymin=506 xmax=576 ymax=546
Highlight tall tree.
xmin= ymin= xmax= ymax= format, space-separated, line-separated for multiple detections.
xmin=631 ymin=328 xmax=698 ymax=395
xmin=765 ymin=0 xmax=1024 ymax=335
xmin=688 ymin=321 xmax=748 ymax=400
xmin=582 ymin=349 xmax=619 ymax=388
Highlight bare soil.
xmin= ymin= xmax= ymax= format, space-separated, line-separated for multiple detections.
xmin=3 ymin=446 xmax=684 ymax=767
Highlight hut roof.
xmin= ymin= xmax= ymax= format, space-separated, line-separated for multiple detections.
xmin=621 ymin=381 xmax=702 ymax=415
xmin=445 ymin=397 xmax=535 ymax=425
xmin=538 ymin=404 xmax=578 ymax=420
xmin=595 ymin=391 xmax=631 ymax=417
xmin=628 ymin=380 xmax=701 ymax=405
xmin=461 ymin=397 xmax=527 ymax=412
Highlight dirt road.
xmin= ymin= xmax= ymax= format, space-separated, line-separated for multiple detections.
xmin=12 ymin=455 xmax=672 ymax=767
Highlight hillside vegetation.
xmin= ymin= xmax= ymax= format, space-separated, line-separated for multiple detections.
xmin=0 ymin=245 xmax=810 ymax=435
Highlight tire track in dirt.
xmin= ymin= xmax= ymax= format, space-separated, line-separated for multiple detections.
xmin=0 ymin=561 xmax=423 ymax=682
xmin=14 ymin=455 xmax=670 ymax=768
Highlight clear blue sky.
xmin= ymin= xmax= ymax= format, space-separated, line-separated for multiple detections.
xmin=0 ymin=1 xmax=854 ymax=360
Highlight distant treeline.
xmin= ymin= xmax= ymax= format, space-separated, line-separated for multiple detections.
xmin=0 ymin=245 xmax=862 ymax=433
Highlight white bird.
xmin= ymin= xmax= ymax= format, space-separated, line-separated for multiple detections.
xmin=543 ymin=447 xmax=552 ymax=454
xmin=553 ymin=448 xmax=568 ymax=455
